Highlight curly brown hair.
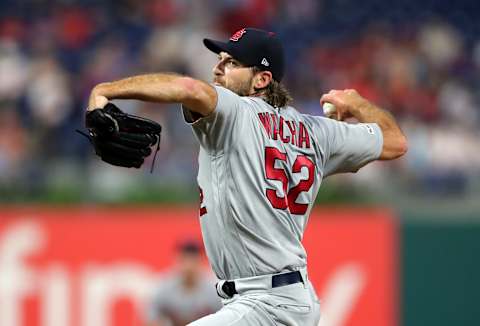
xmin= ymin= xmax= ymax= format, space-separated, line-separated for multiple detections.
xmin=252 ymin=67 xmax=292 ymax=109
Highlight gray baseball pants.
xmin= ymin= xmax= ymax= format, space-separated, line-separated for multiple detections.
xmin=188 ymin=268 xmax=321 ymax=326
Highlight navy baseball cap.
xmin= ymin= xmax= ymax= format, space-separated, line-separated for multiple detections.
xmin=204 ymin=28 xmax=285 ymax=81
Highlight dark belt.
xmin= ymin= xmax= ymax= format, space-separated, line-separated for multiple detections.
xmin=217 ymin=270 xmax=304 ymax=298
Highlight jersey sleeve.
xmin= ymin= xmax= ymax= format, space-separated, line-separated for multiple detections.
xmin=309 ymin=117 xmax=383 ymax=177
xmin=182 ymin=85 xmax=244 ymax=155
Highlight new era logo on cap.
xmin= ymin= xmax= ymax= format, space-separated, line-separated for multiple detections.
xmin=261 ymin=58 xmax=269 ymax=66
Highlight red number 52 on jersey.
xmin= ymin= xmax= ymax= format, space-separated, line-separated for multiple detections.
xmin=264 ymin=147 xmax=315 ymax=215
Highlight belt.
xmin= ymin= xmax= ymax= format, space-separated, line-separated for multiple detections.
xmin=216 ymin=270 xmax=304 ymax=299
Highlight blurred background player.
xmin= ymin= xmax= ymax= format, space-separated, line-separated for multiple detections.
xmin=145 ymin=240 xmax=221 ymax=326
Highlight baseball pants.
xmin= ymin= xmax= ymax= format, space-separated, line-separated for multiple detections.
xmin=187 ymin=268 xmax=321 ymax=326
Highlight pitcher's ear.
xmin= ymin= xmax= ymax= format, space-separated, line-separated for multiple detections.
xmin=254 ymin=70 xmax=273 ymax=89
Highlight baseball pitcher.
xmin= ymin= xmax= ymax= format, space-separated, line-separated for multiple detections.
xmin=85 ymin=28 xmax=407 ymax=325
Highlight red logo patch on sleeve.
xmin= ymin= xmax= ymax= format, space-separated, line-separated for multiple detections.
xmin=230 ymin=28 xmax=246 ymax=42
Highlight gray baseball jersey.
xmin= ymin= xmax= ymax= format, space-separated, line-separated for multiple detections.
xmin=183 ymin=85 xmax=383 ymax=280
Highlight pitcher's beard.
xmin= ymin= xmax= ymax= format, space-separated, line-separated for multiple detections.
xmin=215 ymin=77 xmax=254 ymax=97
xmin=232 ymin=79 xmax=253 ymax=96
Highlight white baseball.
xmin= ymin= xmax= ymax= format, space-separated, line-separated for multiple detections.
xmin=323 ymin=102 xmax=336 ymax=117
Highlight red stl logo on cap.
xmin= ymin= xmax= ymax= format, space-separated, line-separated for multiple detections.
xmin=230 ymin=28 xmax=246 ymax=42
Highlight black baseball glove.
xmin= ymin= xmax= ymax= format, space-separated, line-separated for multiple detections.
xmin=77 ymin=103 xmax=162 ymax=171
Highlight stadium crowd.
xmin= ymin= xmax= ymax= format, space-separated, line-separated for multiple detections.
xmin=1 ymin=0 xmax=479 ymax=201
